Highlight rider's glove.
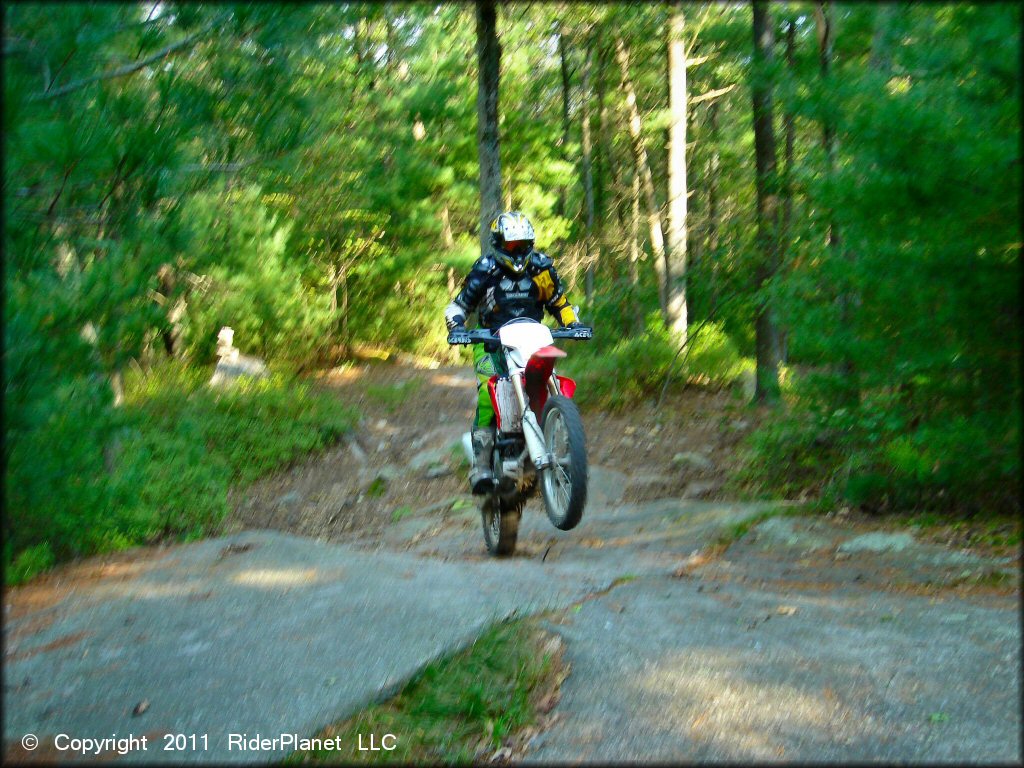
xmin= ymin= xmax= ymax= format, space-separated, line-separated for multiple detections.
xmin=566 ymin=321 xmax=584 ymax=329
xmin=445 ymin=314 xmax=467 ymax=333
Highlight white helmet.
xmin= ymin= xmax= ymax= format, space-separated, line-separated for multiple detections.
xmin=489 ymin=211 xmax=535 ymax=273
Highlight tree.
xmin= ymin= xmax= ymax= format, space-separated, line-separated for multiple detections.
xmin=614 ymin=35 xmax=669 ymax=323
xmin=750 ymin=0 xmax=782 ymax=403
xmin=476 ymin=0 xmax=503 ymax=254
xmin=666 ymin=2 xmax=688 ymax=340
xmin=580 ymin=40 xmax=598 ymax=303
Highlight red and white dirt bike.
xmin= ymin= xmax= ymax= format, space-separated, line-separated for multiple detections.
xmin=449 ymin=317 xmax=594 ymax=556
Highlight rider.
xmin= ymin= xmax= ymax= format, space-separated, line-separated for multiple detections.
xmin=444 ymin=211 xmax=583 ymax=495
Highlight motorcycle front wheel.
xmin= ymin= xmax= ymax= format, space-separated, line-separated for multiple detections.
xmin=540 ymin=395 xmax=588 ymax=531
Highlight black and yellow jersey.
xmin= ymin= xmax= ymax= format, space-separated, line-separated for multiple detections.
xmin=452 ymin=251 xmax=579 ymax=329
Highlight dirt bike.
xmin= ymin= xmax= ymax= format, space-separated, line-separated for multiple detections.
xmin=448 ymin=317 xmax=594 ymax=556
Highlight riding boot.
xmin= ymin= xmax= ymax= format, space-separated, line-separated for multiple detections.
xmin=469 ymin=427 xmax=495 ymax=495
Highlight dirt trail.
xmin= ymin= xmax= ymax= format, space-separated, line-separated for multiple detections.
xmin=226 ymin=361 xmax=1018 ymax=573
xmin=226 ymin=362 xmax=757 ymax=550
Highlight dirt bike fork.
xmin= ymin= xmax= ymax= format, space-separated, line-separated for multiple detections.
xmin=510 ymin=372 xmax=551 ymax=470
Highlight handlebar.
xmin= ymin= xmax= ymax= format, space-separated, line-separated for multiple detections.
xmin=447 ymin=325 xmax=594 ymax=345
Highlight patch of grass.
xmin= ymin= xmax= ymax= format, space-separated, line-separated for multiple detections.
xmin=391 ymin=506 xmax=413 ymax=523
xmin=290 ymin=618 xmax=564 ymax=764
xmin=364 ymin=379 xmax=423 ymax=412
xmin=366 ymin=477 xmax=388 ymax=498
xmin=898 ymin=511 xmax=1022 ymax=551
xmin=712 ymin=506 xmax=802 ymax=550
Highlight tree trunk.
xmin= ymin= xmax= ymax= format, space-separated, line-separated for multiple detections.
xmin=557 ymin=22 xmax=572 ymax=219
xmin=816 ymin=1 xmax=857 ymax=399
xmin=751 ymin=0 xmax=782 ymax=403
xmin=706 ymin=98 xmax=720 ymax=315
xmin=629 ymin=169 xmax=644 ymax=335
xmin=329 ymin=263 xmax=339 ymax=315
xmin=341 ymin=263 xmax=350 ymax=340
xmin=666 ymin=3 xmax=688 ymax=340
xmin=476 ymin=0 xmax=503 ymax=254
xmin=594 ymin=41 xmax=610 ymax=254
xmin=595 ymin=44 xmax=632 ymax=288
xmin=441 ymin=204 xmax=455 ymax=249
xmin=614 ymin=36 xmax=669 ymax=323
xmin=779 ymin=18 xmax=797 ymax=364
xmin=581 ymin=42 xmax=597 ymax=303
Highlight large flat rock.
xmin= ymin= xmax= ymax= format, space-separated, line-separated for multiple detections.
xmin=4 ymin=531 xmax=613 ymax=764
xmin=527 ymin=575 xmax=1020 ymax=763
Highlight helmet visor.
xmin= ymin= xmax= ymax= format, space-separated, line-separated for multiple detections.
xmin=504 ymin=240 xmax=531 ymax=256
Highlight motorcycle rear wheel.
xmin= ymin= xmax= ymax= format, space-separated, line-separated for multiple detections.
xmin=481 ymin=494 xmax=522 ymax=556
xmin=540 ymin=395 xmax=587 ymax=531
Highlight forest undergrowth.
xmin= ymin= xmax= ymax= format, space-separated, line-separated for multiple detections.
xmin=5 ymin=363 xmax=357 ymax=585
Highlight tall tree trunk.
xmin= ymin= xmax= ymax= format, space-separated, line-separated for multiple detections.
xmin=594 ymin=41 xmax=611 ymax=257
xmin=751 ymin=0 xmax=782 ymax=403
xmin=557 ymin=22 xmax=572 ymax=219
xmin=816 ymin=1 xmax=857 ymax=399
xmin=581 ymin=42 xmax=597 ymax=303
xmin=476 ymin=0 xmax=503 ymax=254
xmin=441 ymin=204 xmax=455 ymax=249
xmin=779 ymin=18 xmax=797 ymax=364
xmin=666 ymin=3 xmax=688 ymax=340
xmin=629 ymin=169 xmax=644 ymax=335
xmin=614 ymin=36 xmax=669 ymax=323
xmin=341 ymin=262 xmax=350 ymax=341
xmin=595 ymin=45 xmax=632 ymax=290
xmin=706 ymin=98 xmax=721 ymax=315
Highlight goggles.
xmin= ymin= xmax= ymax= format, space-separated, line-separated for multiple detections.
xmin=504 ymin=240 xmax=532 ymax=256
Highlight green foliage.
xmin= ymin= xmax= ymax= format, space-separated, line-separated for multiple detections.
xmin=684 ymin=322 xmax=753 ymax=386
xmin=737 ymin=3 xmax=1020 ymax=515
xmin=391 ymin=506 xmax=413 ymax=523
xmin=7 ymin=544 xmax=56 ymax=587
xmin=560 ymin=312 xmax=676 ymax=410
xmin=562 ymin=312 xmax=751 ymax=410
xmin=180 ymin=186 xmax=333 ymax=363
xmin=739 ymin=385 xmax=1020 ymax=514
xmin=5 ymin=363 xmax=356 ymax=584
xmin=4 ymin=0 xmax=1018 ymax=546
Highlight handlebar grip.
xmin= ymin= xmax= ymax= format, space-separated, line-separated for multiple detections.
xmin=551 ymin=326 xmax=594 ymax=340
